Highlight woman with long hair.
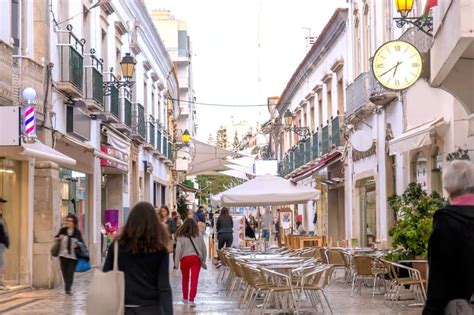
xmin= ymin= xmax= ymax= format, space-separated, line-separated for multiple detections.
xmin=174 ymin=218 xmax=207 ymax=308
xmin=103 ymin=202 xmax=173 ymax=314
xmin=55 ymin=213 xmax=84 ymax=295
xmin=216 ymin=207 xmax=233 ymax=249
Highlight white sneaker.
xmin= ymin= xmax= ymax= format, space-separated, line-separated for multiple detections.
xmin=189 ymin=301 xmax=196 ymax=308
xmin=182 ymin=299 xmax=188 ymax=306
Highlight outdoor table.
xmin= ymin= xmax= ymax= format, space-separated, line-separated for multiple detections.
xmin=246 ymin=259 xmax=307 ymax=265
xmin=298 ymin=236 xmax=323 ymax=248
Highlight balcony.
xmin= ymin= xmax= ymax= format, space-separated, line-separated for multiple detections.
xmin=102 ymin=74 xmax=120 ymax=123
xmin=331 ymin=116 xmax=344 ymax=147
xmin=112 ymin=88 xmax=132 ymax=132
xmin=345 ymin=72 xmax=375 ymax=122
xmin=131 ymin=103 xmax=146 ymax=142
xmin=84 ymin=54 xmax=104 ymax=112
xmin=154 ymin=128 xmax=163 ymax=156
xmin=0 ymin=40 xmax=13 ymax=105
xmin=146 ymin=115 xmax=156 ymax=150
xmin=304 ymin=137 xmax=311 ymax=164
xmin=57 ymin=28 xmax=84 ymax=97
xmin=167 ymin=141 xmax=174 ymax=162
xmin=297 ymin=141 xmax=305 ymax=169
xmin=368 ymin=68 xmax=397 ymax=106
xmin=312 ymin=132 xmax=320 ymax=160
xmin=321 ymin=125 xmax=329 ymax=155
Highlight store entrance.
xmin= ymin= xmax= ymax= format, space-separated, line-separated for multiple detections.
xmin=0 ymin=159 xmax=22 ymax=285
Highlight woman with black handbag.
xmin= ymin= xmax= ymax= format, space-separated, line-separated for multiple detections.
xmin=174 ymin=218 xmax=207 ymax=308
xmin=54 ymin=213 xmax=85 ymax=295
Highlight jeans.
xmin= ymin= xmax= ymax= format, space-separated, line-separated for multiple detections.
xmin=180 ymin=255 xmax=201 ymax=302
xmin=262 ymin=229 xmax=270 ymax=241
xmin=217 ymin=233 xmax=233 ymax=250
xmin=59 ymin=256 xmax=77 ymax=293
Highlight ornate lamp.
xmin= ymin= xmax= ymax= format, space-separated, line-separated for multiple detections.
xmin=393 ymin=0 xmax=433 ymax=36
xmin=283 ymin=110 xmax=294 ymax=126
xmin=182 ymin=129 xmax=190 ymax=145
xmin=103 ymin=53 xmax=136 ymax=96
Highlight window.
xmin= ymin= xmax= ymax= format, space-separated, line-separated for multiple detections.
xmin=144 ymin=80 xmax=148 ymax=114
xmin=354 ymin=14 xmax=361 ymax=76
xmin=362 ymin=3 xmax=370 ymax=72
xmin=11 ymin=0 xmax=20 ymax=55
xmin=337 ymin=79 xmax=344 ymax=115
xmin=431 ymin=149 xmax=443 ymax=193
xmin=310 ymin=97 xmax=315 ymax=131
xmin=414 ymin=152 xmax=428 ymax=190
xmin=326 ymin=84 xmax=332 ymax=122
xmin=318 ymin=95 xmax=323 ymax=128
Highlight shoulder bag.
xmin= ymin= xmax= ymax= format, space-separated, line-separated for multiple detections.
xmin=188 ymin=236 xmax=207 ymax=270
xmin=86 ymin=241 xmax=125 ymax=315
xmin=445 ymin=294 xmax=474 ymax=315
xmin=50 ymin=239 xmax=60 ymax=257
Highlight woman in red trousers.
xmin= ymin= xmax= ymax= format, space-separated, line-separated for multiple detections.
xmin=174 ymin=218 xmax=207 ymax=308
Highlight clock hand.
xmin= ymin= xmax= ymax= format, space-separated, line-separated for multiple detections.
xmin=393 ymin=61 xmax=403 ymax=78
xmin=379 ymin=61 xmax=402 ymax=77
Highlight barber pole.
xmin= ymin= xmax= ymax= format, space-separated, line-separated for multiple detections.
xmin=24 ymin=106 xmax=36 ymax=137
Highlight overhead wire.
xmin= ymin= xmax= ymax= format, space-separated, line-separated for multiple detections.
xmin=165 ymin=97 xmax=287 ymax=108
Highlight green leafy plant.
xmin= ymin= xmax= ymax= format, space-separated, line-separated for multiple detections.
xmin=446 ymin=148 xmax=470 ymax=161
xmin=387 ymin=182 xmax=446 ymax=260
xmin=176 ymin=194 xmax=188 ymax=220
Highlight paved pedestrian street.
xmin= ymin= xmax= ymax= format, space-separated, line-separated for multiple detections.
xmin=0 ymin=261 xmax=423 ymax=315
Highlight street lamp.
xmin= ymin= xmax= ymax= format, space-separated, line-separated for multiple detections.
xmin=282 ymin=110 xmax=310 ymax=138
xmin=103 ymin=53 xmax=136 ymax=95
xmin=393 ymin=0 xmax=433 ymax=36
xmin=175 ymin=129 xmax=191 ymax=150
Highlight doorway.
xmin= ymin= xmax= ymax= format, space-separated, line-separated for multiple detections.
xmin=360 ymin=180 xmax=376 ymax=247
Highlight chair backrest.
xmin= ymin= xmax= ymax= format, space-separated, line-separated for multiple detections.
xmin=353 ymin=256 xmax=374 ymax=276
xmin=327 ymin=249 xmax=345 ymax=266
xmin=301 ymin=266 xmax=328 ymax=288
xmin=240 ymin=264 xmax=258 ymax=288
xmin=319 ymin=248 xmax=328 ymax=264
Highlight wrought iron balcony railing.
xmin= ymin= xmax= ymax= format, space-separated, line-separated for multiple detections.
xmin=132 ymin=103 xmax=146 ymax=141
xmin=57 ymin=25 xmax=84 ymax=97
xmin=321 ymin=125 xmax=329 ymax=155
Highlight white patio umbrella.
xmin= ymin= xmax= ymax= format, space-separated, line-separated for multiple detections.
xmin=220 ymin=174 xmax=320 ymax=207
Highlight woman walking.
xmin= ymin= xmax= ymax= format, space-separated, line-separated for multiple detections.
xmin=103 ymin=202 xmax=173 ymax=314
xmin=55 ymin=214 xmax=83 ymax=295
xmin=216 ymin=207 xmax=233 ymax=249
xmin=174 ymin=218 xmax=207 ymax=308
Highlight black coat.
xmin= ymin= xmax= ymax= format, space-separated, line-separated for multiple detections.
xmin=103 ymin=242 xmax=173 ymax=314
xmin=423 ymin=205 xmax=474 ymax=315
xmin=0 ymin=221 xmax=9 ymax=248
xmin=216 ymin=215 xmax=233 ymax=234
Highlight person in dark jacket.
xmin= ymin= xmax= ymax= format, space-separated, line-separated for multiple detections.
xmin=216 ymin=207 xmax=233 ymax=249
xmin=245 ymin=219 xmax=256 ymax=239
xmin=423 ymin=160 xmax=474 ymax=315
xmin=104 ymin=202 xmax=173 ymax=315
xmin=158 ymin=205 xmax=176 ymax=235
xmin=194 ymin=206 xmax=206 ymax=224
xmin=55 ymin=213 xmax=84 ymax=295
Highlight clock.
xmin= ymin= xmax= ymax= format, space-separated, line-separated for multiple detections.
xmin=372 ymin=40 xmax=422 ymax=90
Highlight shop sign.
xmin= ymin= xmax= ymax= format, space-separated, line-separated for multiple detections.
xmin=101 ymin=145 xmax=129 ymax=172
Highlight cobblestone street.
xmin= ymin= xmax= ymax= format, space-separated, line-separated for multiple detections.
xmin=0 ymin=260 xmax=423 ymax=315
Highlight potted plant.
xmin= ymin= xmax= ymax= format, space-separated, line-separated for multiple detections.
xmin=176 ymin=194 xmax=188 ymax=221
xmin=388 ymin=183 xmax=446 ymax=277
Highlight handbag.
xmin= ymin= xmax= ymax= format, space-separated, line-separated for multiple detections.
xmin=75 ymin=241 xmax=90 ymax=261
xmin=75 ymin=258 xmax=91 ymax=273
xmin=51 ymin=240 xmax=60 ymax=257
xmin=86 ymin=241 xmax=124 ymax=315
xmin=445 ymin=294 xmax=474 ymax=315
xmin=188 ymin=236 xmax=207 ymax=270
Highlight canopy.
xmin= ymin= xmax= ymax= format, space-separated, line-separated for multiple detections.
xmin=389 ymin=117 xmax=446 ymax=155
xmin=190 ymin=139 xmax=236 ymax=166
xmin=20 ymin=140 xmax=76 ymax=167
xmin=220 ymin=174 xmax=320 ymax=207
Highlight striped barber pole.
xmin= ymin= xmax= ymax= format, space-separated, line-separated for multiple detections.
xmin=24 ymin=106 xmax=36 ymax=137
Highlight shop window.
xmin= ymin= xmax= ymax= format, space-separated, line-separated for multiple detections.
xmin=59 ymin=169 xmax=88 ymax=233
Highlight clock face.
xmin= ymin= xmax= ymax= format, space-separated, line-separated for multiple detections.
xmin=372 ymin=40 xmax=422 ymax=90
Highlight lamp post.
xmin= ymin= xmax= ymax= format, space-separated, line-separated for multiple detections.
xmin=393 ymin=0 xmax=433 ymax=36
xmin=103 ymin=53 xmax=136 ymax=95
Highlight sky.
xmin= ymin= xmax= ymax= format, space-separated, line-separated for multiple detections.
xmin=146 ymin=0 xmax=347 ymax=141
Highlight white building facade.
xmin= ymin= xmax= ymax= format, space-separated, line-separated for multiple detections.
xmin=0 ymin=0 xmax=179 ymax=288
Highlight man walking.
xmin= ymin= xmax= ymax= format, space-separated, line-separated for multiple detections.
xmin=261 ymin=209 xmax=272 ymax=242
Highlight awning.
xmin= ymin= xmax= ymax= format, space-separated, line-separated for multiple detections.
xmin=94 ymin=150 xmax=129 ymax=168
xmin=291 ymin=151 xmax=342 ymax=182
xmin=389 ymin=117 xmax=446 ymax=155
xmin=20 ymin=141 xmax=76 ymax=166
xmin=177 ymin=183 xmax=199 ymax=193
